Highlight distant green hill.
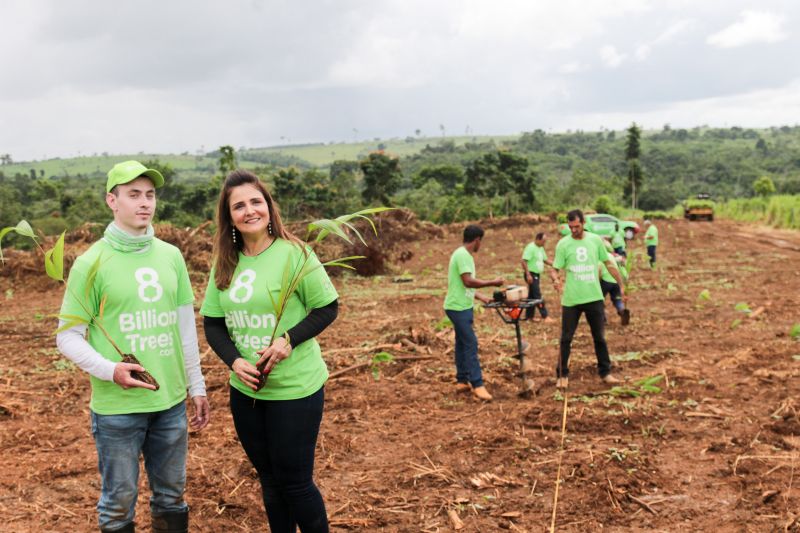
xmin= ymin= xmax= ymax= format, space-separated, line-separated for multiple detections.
xmin=1 ymin=135 xmax=519 ymax=180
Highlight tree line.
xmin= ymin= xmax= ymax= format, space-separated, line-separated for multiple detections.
xmin=2 ymin=124 xmax=799 ymax=243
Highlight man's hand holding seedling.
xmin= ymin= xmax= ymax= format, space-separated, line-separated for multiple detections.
xmin=113 ymin=361 xmax=158 ymax=390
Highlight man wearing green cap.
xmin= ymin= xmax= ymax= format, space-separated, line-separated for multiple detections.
xmin=56 ymin=161 xmax=210 ymax=533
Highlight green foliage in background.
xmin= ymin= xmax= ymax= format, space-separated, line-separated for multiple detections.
xmin=4 ymin=124 xmax=800 ymax=240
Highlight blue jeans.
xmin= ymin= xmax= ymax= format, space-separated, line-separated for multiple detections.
xmin=91 ymin=401 xmax=188 ymax=531
xmin=445 ymin=308 xmax=484 ymax=387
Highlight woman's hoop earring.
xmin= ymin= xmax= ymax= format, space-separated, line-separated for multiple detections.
xmin=232 ymin=226 xmax=237 ymax=244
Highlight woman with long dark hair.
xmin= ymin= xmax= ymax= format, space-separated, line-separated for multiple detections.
xmin=201 ymin=169 xmax=338 ymax=532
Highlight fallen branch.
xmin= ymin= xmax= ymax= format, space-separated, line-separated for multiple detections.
xmin=447 ymin=509 xmax=464 ymax=530
xmin=325 ymin=343 xmax=401 ymax=356
xmin=628 ymin=494 xmax=657 ymax=515
xmin=329 ymin=355 xmax=434 ymax=379
xmin=685 ymin=411 xmax=726 ymax=420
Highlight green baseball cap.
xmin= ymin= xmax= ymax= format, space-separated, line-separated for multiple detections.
xmin=106 ymin=160 xmax=165 ymax=193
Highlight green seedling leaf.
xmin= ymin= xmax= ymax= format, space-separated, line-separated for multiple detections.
xmin=611 ymin=351 xmax=643 ymax=362
xmin=370 ymin=351 xmax=394 ymax=380
xmin=697 ymin=289 xmax=711 ymax=301
xmin=730 ymin=318 xmax=742 ymax=329
xmin=608 ymin=386 xmax=641 ymax=398
xmin=790 ymin=323 xmax=800 ymax=340
xmin=309 ymin=207 xmax=393 ymax=242
xmin=14 ymin=220 xmax=36 ymax=239
xmin=1 ymin=220 xmax=39 ymax=262
xmin=98 ymin=294 xmax=108 ymax=320
xmin=434 ymin=316 xmax=453 ymax=331
xmin=44 ymin=231 xmax=66 ymax=281
xmin=84 ymin=256 xmax=104 ymax=302
xmin=308 ymin=218 xmax=353 ymax=244
xmin=634 ymin=375 xmax=664 ymax=388
xmin=734 ymin=302 xmax=751 ymax=314
xmin=371 ymin=351 xmax=394 ymax=364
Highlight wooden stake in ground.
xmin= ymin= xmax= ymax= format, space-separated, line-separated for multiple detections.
xmin=550 ymin=390 xmax=569 ymax=533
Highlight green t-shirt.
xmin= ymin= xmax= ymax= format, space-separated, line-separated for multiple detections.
xmin=522 ymin=243 xmax=547 ymax=274
xmin=444 ymin=246 xmax=476 ymax=311
xmin=60 ymin=239 xmax=194 ymax=415
xmin=645 ymin=225 xmax=659 ymax=246
xmin=600 ymin=240 xmax=627 ymax=283
xmin=611 ymin=230 xmax=626 ymax=250
xmin=553 ymin=232 xmax=608 ymax=306
xmin=200 ymin=239 xmax=338 ymax=400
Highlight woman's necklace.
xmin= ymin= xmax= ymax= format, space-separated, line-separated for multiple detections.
xmin=243 ymin=236 xmax=275 ymax=257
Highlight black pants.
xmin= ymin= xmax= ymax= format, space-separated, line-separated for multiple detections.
xmin=600 ymin=280 xmax=625 ymax=313
xmin=230 ymin=386 xmax=328 ymax=533
xmin=557 ymin=300 xmax=611 ymax=378
xmin=647 ymin=245 xmax=657 ymax=267
xmin=524 ymin=272 xmax=549 ymax=319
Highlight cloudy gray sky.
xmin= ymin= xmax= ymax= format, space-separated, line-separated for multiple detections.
xmin=2 ymin=0 xmax=798 ymax=162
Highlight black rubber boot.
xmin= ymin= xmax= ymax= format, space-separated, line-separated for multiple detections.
xmin=152 ymin=511 xmax=189 ymax=533
xmin=100 ymin=522 xmax=135 ymax=533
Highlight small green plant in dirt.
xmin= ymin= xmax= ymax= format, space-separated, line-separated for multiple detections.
xmin=697 ymin=289 xmax=711 ymax=302
xmin=433 ymin=316 xmax=453 ymax=331
xmin=730 ymin=318 xmax=742 ymax=330
xmin=605 ymin=374 xmax=664 ymax=398
xmin=640 ymin=423 xmax=667 ymax=439
xmin=611 ymin=351 xmax=649 ymax=362
xmin=734 ymin=302 xmax=751 ymax=314
xmin=607 ymin=446 xmax=639 ymax=463
xmin=53 ymin=359 xmax=77 ymax=372
xmin=4 ymin=289 xmax=12 ymax=300
xmin=790 ymin=323 xmax=800 ymax=340
xmin=370 ymin=351 xmax=394 ymax=380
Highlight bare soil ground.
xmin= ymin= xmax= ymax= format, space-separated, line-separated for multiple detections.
xmin=1 ymin=217 xmax=800 ymax=532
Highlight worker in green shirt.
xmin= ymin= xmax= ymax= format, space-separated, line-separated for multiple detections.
xmin=444 ymin=225 xmax=504 ymax=401
xmin=600 ymin=237 xmax=630 ymax=326
xmin=550 ymin=210 xmax=626 ymax=389
xmin=611 ymin=223 xmax=626 ymax=258
xmin=520 ymin=232 xmax=553 ymax=321
xmin=644 ymin=220 xmax=659 ymax=268
xmin=57 ymin=161 xmax=210 ymax=533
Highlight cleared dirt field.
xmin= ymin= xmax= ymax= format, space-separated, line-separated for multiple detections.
xmin=1 ymin=217 xmax=799 ymax=532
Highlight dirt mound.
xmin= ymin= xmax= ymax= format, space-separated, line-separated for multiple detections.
xmin=154 ymin=222 xmax=214 ymax=279
xmin=1 ymin=211 xmax=440 ymax=281
xmin=315 ymin=208 xmax=446 ymax=276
